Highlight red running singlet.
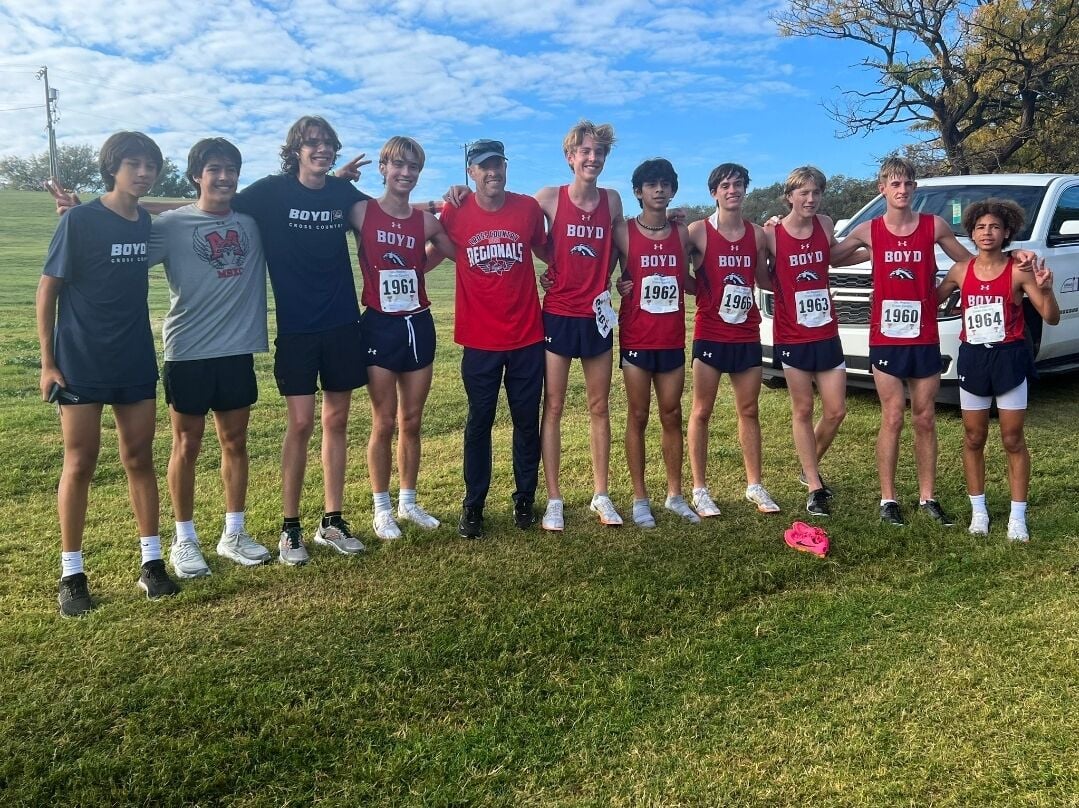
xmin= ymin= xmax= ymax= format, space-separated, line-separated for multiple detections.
xmin=357 ymin=202 xmax=430 ymax=314
xmin=544 ymin=185 xmax=614 ymax=317
xmin=772 ymin=215 xmax=839 ymax=344
xmin=618 ymin=220 xmax=686 ymax=351
xmin=869 ymin=213 xmax=940 ymax=347
xmin=693 ymin=215 xmax=760 ymax=343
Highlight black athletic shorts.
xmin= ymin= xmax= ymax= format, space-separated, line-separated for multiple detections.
xmin=957 ymin=341 xmax=1033 ymax=398
xmin=543 ymin=312 xmax=612 ymax=359
xmin=164 ymin=354 xmax=258 ymax=415
xmin=776 ymin=336 xmax=845 ymax=373
xmin=61 ymin=382 xmax=157 ymax=406
xmin=620 ymin=348 xmax=685 ymax=374
xmin=692 ymin=339 xmax=762 ymax=374
xmin=274 ymin=321 xmax=367 ymax=396
xmin=869 ymin=344 xmax=943 ymax=379
xmin=360 ymin=307 xmax=436 ymax=373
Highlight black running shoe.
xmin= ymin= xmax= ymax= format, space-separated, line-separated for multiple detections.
xmin=806 ymin=488 xmax=830 ymax=516
xmin=138 ymin=559 xmax=181 ymax=599
xmin=513 ymin=498 xmax=537 ymax=529
xmin=919 ymin=499 xmax=955 ymax=527
xmin=799 ymin=472 xmax=835 ymax=499
xmin=880 ymin=500 xmax=905 ymax=526
xmin=458 ymin=506 xmax=484 ymax=539
xmin=58 ymin=572 xmax=92 ymax=618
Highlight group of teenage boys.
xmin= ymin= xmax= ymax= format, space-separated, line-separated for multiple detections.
xmin=39 ymin=117 xmax=1056 ymax=618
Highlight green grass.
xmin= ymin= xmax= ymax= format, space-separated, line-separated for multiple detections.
xmin=1 ymin=189 xmax=1077 ymax=806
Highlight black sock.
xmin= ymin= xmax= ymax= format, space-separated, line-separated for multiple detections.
xmin=282 ymin=516 xmax=301 ymax=532
xmin=321 ymin=511 xmax=342 ymax=528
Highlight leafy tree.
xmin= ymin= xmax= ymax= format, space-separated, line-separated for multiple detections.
xmin=0 ymin=143 xmax=101 ymax=192
xmin=148 ymin=157 xmax=195 ymax=199
xmin=774 ymin=0 xmax=1079 ymax=174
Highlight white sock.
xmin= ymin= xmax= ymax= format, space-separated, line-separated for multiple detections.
xmin=174 ymin=520 xmax=198 ymax=544
xmin=399 ymin=488 xmax=417 ymax=508
xmin=1010 ymin=501 xmax=1027 ymax=522
xmin=140 ymin=535 xmax=162 ymax=563
xmin=61 ymin=550 xmax=84 ymax=577
xmin=881 ymin=498 xmax=898 ymax=507
xmin=224 ymin=511 xmax=245 ymax=535
xmin=373 ymin=491 xmax=392 ymax=514
xmin=969 ymin=494 xmax=988 ymax=515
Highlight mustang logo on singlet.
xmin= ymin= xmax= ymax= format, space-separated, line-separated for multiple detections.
xmin=795 ymin=270 xmax=820 ymax=282
xmin=889 ymin=268 xmax=916 ymax=280
xmin=193 ymin=225 xmax=251 ymax=275
xmin=569 ymin=244 xmax=598 ymax=258
xmin=382 ymin=251 xmax=407 ymax=268
xmin=723 ymin=273 xmax=748 ymax=286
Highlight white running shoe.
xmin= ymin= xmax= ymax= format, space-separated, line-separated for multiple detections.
xmin=397 ymin=502 xmax=440 ymax=530
xmin=589 ymin=494 xmax=623 ymax=526
xmin=664 ymin=494 xmax=701 ymax=524
xmin=1007 ymin=518 xmax=1029 ymax=543
xmin=169 ymin=540 xmax=211 ymax=579
xmin=541 ymin=499 xmax=565 ymax=531
xmin=968 ymin=511 xmax=990 ymax=536
xmin=691 ymin=488 xmax=721 ymax=518
xmin=745 ymin=483 xmax=781 ymax=514
xmin=632 ymin=500 xmax=657 ymax=529
xmin=373 ymin=510 xmax=403 ymax=540
xmin=216 ymin=530 xmax=271 ymax=566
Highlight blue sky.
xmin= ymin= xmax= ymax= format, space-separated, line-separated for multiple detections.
xmin=0 ymin=0 xmax=914 ymax=206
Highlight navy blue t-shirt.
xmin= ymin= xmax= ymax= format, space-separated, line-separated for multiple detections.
xmin=233 ymin=174 xmax=369 ymax=335
xmin=42 ymin=198 xmax=157 ymax=387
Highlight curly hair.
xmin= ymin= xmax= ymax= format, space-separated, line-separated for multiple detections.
xmin=961 ymin=198 xmax=1025 ymax=248
xmin=279 ymin=115 xmax=341 ymax=175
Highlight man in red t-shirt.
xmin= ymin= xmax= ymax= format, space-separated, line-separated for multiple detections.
xmin=436 ymin=140 xmax=549 ymax=538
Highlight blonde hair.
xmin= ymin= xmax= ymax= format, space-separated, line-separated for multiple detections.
xmin=562 ymin=120 xmax=616 ymax=158
xmin=379 ymin=136 xmax=426 ymax=171
xmin=784 ymin=165 xmax=826 ymax=196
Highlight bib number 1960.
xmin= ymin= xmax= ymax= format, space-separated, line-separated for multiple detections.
xmin=881 ymin=299 xmax=921 ymax=339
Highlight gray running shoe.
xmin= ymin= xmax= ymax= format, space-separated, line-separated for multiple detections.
xmin=169 ymin=540 xmax=211 ymax=579
xmin=278 ymin=526 xmax=310 ymax=566
xmin=632 ymin=500 xmax=657 ymax=529
xmin=138 ymin=560 xmax=181 ymax=599
xmin=664 ymin=494 xmax=701 ymax=524
xmin=313 ymin=517 xmax=366 ymax=554
xmin=745 ymin=483 xmax=781 ymax=514
xmin=691 ymin=488 xmax=721 ymax=518
xmin=58 ymin=573 xmax=92 ymax=618
xmin=541 ymin=499 xmax=565 ymax=531
xmin=589 ymin=494 xmax=624 ymax=526
xmin=217 ymin=530 xmax=271 ymax=566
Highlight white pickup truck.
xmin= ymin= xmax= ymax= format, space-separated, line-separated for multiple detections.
xmin=759 ymin=173 xmax=1079 ymax=401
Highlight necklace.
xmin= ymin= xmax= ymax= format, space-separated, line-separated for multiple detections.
xmin=636 ymin=215 xmax=668 ymax=232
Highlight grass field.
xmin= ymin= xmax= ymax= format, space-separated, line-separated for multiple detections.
xmin=1 ymin=189 xmax=1077 ymax=806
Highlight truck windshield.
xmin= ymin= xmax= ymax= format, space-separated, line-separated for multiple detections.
xmin=839 ymin=184 xmax=1048 ymax=242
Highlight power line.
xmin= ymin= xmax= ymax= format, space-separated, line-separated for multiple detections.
xmin=0 ymin=104 xmax=45 ymax=113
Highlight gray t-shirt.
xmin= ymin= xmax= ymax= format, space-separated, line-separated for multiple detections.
xmin=148 ymin=204 xmax=269 ymax=361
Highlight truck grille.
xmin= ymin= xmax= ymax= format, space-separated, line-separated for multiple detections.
xmin=834 ymin=300 xmax=871 ymax=324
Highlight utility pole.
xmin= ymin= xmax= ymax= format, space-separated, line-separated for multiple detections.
xmin=36 ymin=66 xmax=60 ymax=182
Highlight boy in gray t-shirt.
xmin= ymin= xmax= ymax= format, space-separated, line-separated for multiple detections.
xmin=148 ymin=138 xmax=274 ymax=577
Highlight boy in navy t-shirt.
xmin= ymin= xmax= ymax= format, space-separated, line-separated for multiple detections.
xmin=38 ymin=131 xmax=180 ymax=617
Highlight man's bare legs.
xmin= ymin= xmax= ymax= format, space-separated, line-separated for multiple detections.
xmin=58 ymin=404 xmax=104 ymax=553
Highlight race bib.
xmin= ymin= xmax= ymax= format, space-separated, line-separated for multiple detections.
xmin=964 ymin=302 xmax=1005 ymax=345
xmin=379 ymin=269 xmax=419 ymax=313
xmin=719 ymin=284 xmax=753 ymax=324
xmin=795 ymin=288 xmax=833 ymax=328
xmin=640 ymin=274 xmax=679 ymax=314
xmin=881 ymin=299 xmax=921 ymax=339
xmin=593 ymin=290 xmax=617 ymax=338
